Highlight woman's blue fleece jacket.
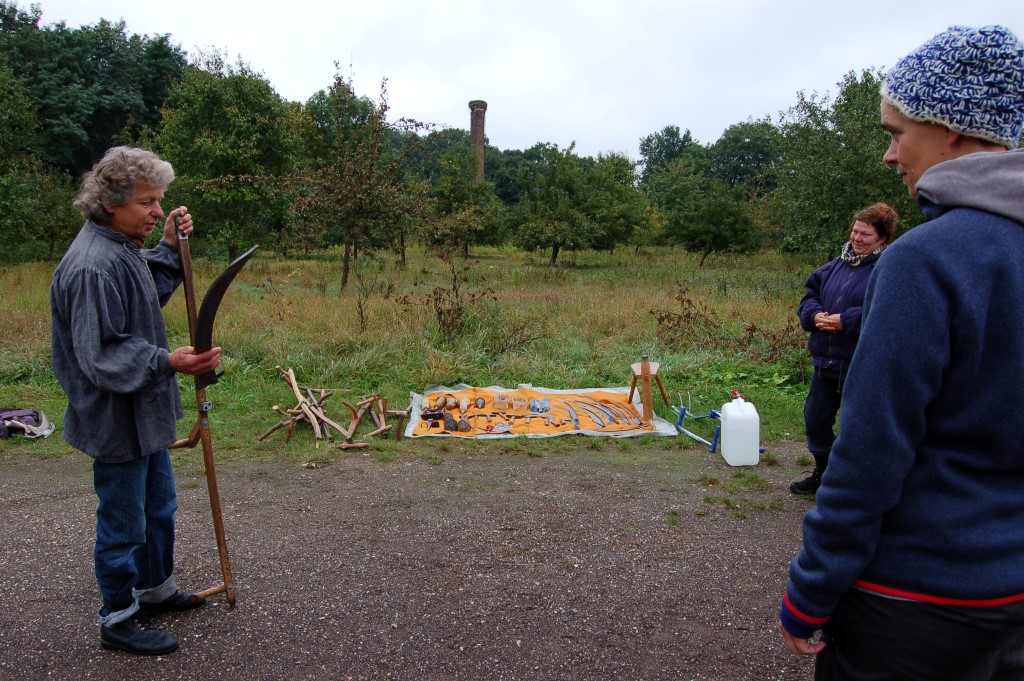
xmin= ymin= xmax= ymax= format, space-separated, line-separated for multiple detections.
xmin=781 ymin=148 xmax=1024 ymax=638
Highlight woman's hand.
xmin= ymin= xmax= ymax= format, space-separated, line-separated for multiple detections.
xmin=779 ymin=621 xmax=826 ymax=656
xmin=814 ymin=312 xmax=843 ymax=333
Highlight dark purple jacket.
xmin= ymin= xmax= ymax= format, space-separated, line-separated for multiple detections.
xmin=797 ymin=250 xmax=882 ymax=376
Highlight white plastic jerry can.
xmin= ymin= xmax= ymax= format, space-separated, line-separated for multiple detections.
xmin=720 ymin=394 xmax=760 ymax=466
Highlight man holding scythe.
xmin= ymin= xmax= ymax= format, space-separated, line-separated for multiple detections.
xmin=50 ymin=146 xmax=222 ymax=655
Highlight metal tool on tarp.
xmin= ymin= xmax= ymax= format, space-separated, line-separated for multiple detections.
xmin=169 ymin=216 xmax=257 ymax=607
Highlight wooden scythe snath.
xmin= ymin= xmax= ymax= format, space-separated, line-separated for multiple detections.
xmin=170 ymin=220 xmax=258 ymax=608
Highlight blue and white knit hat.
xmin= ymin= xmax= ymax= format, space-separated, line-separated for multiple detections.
xmin=881 ymin=25 xmax=1024 ymax=149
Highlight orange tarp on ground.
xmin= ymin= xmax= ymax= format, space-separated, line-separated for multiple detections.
xmin=405 ymin=385 xmax=677 ymax=438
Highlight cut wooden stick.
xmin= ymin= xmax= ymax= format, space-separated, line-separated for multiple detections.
xmin=364 ymin=424 xmax=393 ymax=438
xmin=258 ymin=419 xmax=291 ymax=441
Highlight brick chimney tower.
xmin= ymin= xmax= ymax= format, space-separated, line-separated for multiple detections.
xmin=468 ymin=100 xmax=487 ymax=182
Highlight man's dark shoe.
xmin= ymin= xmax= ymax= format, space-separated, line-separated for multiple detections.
xmin=138 ymin=590 xmax=206 ymax=616
xmin=789 ymin=470 xmax=822 ymax=496
xmin=100 ymin=619 xmax=178 ymax=655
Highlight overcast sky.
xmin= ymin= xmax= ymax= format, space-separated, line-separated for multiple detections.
xmin=32 ymin=0 xmax=1024 ymax=159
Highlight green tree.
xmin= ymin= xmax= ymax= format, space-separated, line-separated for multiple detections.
xmin=1 ymin=4 xmax=88 ymax=172
xmin=583 ymin=152 xmax=652 ymax=254
xmin=0 ymin=55 xmax=35 ymax=162
xmin=73 ymin=20 xmax=186 ymax=170
xmin=679 ymin=178 xmax=761 ymax=265
xmin=706 ymin=119 xmax=780 ymax=195
xmin=0 ymin=55 xmax=76 ymax=262
xmin=3 ymin=161 xmax=79 ymax=261
xmin=647 ymin=157 xmax=760 ymax=265
xmin=303 ymin=78 xmax=378 ymax=155
xmin=156 ymin=54 xmax=298 ymax=259
xmin=770 ymin=70 xmax=918 ymax=257
xmin=428 ymin=145 xmax=502 ymax=256
xmin=638 ymin=125 xmax=704 ymax=186
xmin=645 ymin=147 xmax=699 ymax=242
xmin=485 ymin=146 xmax=532 ymax=207
xmin=0 ymin=3 xmax=186 ymax=176
xmin=294 ymin=75 xmax=428 ymax=287
xmin=397 ymin=127 xmax=468 ymax=188
xmin=514 ymin=143 xmax=595 ymax=265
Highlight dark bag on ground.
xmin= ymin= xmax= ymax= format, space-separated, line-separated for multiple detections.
xmin=0 ymin=408 xmax=55 ymax=439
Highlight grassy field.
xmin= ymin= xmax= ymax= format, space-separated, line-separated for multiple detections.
xmin=0 ymin=245 xmax=820 ymax=463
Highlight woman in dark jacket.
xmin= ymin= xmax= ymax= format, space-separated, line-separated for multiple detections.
xmin=790 ymin=203 xmax=899 ymax=495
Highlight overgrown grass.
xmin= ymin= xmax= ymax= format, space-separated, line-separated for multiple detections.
xmin=0 ymin=245 xmax=818 ymax=460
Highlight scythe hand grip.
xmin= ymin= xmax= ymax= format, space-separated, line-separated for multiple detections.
xmin=175 ymin=216 xmax=201 ymax=347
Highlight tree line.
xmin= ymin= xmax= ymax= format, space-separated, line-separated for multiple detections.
xmin=0 ymin=1 xmax=920 ymax=271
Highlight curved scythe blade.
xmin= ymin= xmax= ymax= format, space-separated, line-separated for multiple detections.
xmin=194 ymin=245 xmax=258 ymax=389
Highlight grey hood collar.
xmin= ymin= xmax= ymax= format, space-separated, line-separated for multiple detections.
xmin=915 ymin=148 xmax=1024 ymax=225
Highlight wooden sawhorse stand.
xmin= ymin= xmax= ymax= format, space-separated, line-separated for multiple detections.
xmin=628 ymin=355 xmax=671 ymax=420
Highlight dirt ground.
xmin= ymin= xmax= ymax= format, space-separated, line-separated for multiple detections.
xmin=0 ymin=440 xmax=818 ymax=680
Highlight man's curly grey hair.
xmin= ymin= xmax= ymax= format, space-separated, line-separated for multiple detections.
xmin=73 ymin=147 xmax=175 ymax=224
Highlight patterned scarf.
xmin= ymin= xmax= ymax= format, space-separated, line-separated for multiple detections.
xmin=840 ymin=240 xmax=886 ymax=266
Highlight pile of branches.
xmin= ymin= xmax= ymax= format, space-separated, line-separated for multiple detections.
xmin=258 ymin=366 xmax=409 ymax=449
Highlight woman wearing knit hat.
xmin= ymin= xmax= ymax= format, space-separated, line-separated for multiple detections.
xmin=779 ymin=25 xmax=1024 ymax=678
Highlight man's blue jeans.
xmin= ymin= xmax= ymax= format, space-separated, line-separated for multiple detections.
xmin=93 ymin=448 xmax=179 ymax=625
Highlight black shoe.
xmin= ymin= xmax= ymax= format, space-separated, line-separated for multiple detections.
xmin=100 ymin=619 xmax=178 ymax=655
xmin=138 ymin=590 xmax=206 ymax=616
xmin=789 ymin=470 xmax=822 ymax=495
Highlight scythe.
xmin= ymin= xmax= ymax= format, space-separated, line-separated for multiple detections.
xmin=170 ymin=219 xmax=257 ymax=607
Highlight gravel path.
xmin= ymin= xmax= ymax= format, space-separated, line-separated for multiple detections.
xmin=0 ymin=442 xmax=817 ymax=680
